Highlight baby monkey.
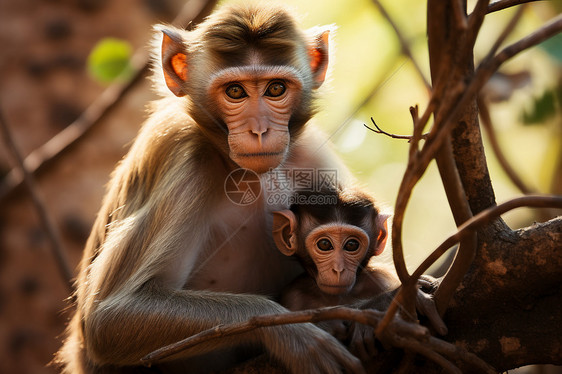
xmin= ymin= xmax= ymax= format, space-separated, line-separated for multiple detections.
xmin=272 ymin=188 xmax=398 ymax=310
xmin=272 ymin=188 xmax=445 ymax=361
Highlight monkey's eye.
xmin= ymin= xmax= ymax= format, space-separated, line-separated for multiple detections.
xmin=344 ymin=239 xmax=360 ymax=252
xmin=317 ymin=238 xmax=333 ymax=251
xmin=225 ymin=84 xmax=247 ymax=99
xmin=265 ymin=81 xmax=286 ymax=97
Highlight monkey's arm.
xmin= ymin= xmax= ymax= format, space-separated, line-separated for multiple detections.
xmin=76 ymin=151 xmax=362 ymax=374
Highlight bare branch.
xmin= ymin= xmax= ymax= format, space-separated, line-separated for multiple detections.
xmin=487 ymin=0 xmax=542 ymax=13
xmin=0 ymin=107 xmax=73 ymax=290
xmin=452 ymin=0 xmax=468 ymax=30
xmin=420 ymin=14 xmax=562 ymax=180
xmin=371 ymin=0 xmax=431 ymax=91
xmin=490 ymin=14 xmax=562 ymax=69
xmin=143 ymin=305 xmax=493 ymax=373
xmin=477 ymin=97 xmax=533 ymax=194
xmin=427 ymin=336 xmax=497 ymax=374
xmin=391 ymin=335 xmax=462 ymax=374
xmin=489 ymin=3 xmax=526 ymax=57
xmin=142 ymin=307 xmax=413 ymax=363
xmin=467 ymin=0 xmax=491 ymax=49
xmin=364 ymin=118 xmax=428 ymax=141
xmin=391 ymin=3 xmax=561 ymax=327
xmin=379 ymin=195 xmax=561 ymax=364
xmin=433 ymin=138 xmax=477 ymax=316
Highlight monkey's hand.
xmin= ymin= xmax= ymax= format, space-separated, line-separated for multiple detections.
xmin=261 ymin=322 xmax=365 ymax=374
xmin=346 ymin=322 xmax=379 ymax=363
xmin=316 ymin=320 xmax=349 ymax=341
xmin=416 ymin=275 xmax=448 ymax=336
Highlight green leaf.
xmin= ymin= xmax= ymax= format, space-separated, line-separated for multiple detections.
xmin=539 ymin=33 xmax=562 ymax=64
xmin=87 ymin=38 xmax=133 ymax=84
xmin=521 ymin=89 xmax=558 ymax=125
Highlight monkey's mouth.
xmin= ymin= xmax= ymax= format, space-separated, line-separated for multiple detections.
xmin=318 ymin=283 xmax=353 ymax=295
xmin=231 ymin=151 xmax=287 ymax=174
xmin=237 ymin=152 xmax=284 ymax=158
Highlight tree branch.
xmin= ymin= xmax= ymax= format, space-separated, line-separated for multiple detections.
xmin=433 ymin=138 xmax=477 ymax=316
xmin=487 ymin=0 xmax=542 ymax=14
xmin=477 ymin=97 xmax=534 ymax=194
xmin=364 ymin=117 xmax=428 ymax=141
xmin=143 ymin=305 xmax=494 ymax=373
xmin=0 ymin=107 xmax=73 ymax=290
xmin=142 ymin=307 xmax=416 ymax=362
xmin=371 ymin=0 xmax=431 ymax=91
xmin=420 ymin=14 xmax=562 ymax=198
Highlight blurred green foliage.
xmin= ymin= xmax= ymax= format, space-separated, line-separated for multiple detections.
xmin=522 ymin=88 xmax=560 ymax=125
xmin=87 ymin=37 xmax=133 ymax=84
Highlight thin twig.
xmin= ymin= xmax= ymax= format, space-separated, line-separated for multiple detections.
xmin=364 ymin=117 xmax=428 ymax=141
xmin=477 ymin=97 xmax=533 ymax=194
xmin=392 ymin=335 xmax=462 ymax=374
xmin=428 ymin=336 xmax=497 ymax=374
xmin=487 ymin=0 xmax=542 ymax=13
xmin=0 ymin=0 xmax=219 ymax=201
xmin=0 ymin=107 xmax=73 ymax=290
xmin=371 ymin=0 xmax=431 ymax=91
xmin=317 ymin=57 xmax=405 ymax=149
xmin=489 ymin=3 xmax=526 ymax=57
xmin=490 ymin=14 xmax=562 ymax=69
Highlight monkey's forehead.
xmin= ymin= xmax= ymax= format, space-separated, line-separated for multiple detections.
xmin=208 ymin=65 xmax=305 ymax=87
xmin=307 ymin=223 xmax=370 ymax=243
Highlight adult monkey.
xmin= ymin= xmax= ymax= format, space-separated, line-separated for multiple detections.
xmin=56 ymin=3 xmax=363 ymax=374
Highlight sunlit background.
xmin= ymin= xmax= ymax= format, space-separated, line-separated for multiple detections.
xmin=0 ymin=0 xmax=560 ymax=373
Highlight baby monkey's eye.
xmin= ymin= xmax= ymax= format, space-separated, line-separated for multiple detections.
xmin=317 ymin=238 xmax=333 ymax=251
xmin=344 ymin=239 xmax=360 ymax=252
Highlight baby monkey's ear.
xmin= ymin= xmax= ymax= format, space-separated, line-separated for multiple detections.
xmin=272 ymin=210 xmax=298 ymax=256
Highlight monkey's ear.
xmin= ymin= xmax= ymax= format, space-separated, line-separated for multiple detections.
xmin=373 ymin=213 xmax=390 ymax=256
xmin=272 ymin=210 xmax=298 ymax=256
xmin=160 ymin=27 xmax=189 ymax=97
xmin=307 ymin=27 xmax=331 ymax=89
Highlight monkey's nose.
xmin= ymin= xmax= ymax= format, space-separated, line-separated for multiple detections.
xmin=332 ymin=267 xmax=344 ymax=282
xmin=251 ymin=127 xmax=268 ymax=147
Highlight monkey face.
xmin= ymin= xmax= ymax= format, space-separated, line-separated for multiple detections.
xmin=159 ymin=18 xmax=331 ymax=175
xmin=207 ymin=66 xmax=303 ymax=174
xmin=305 ymin=224 xmax=370 ymax=295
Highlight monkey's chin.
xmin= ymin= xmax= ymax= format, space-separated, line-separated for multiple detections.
xmin=232 ymin=153 xmax=286 ymax=174
xmin=318 ymin=284 xmax=353 ymax=296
